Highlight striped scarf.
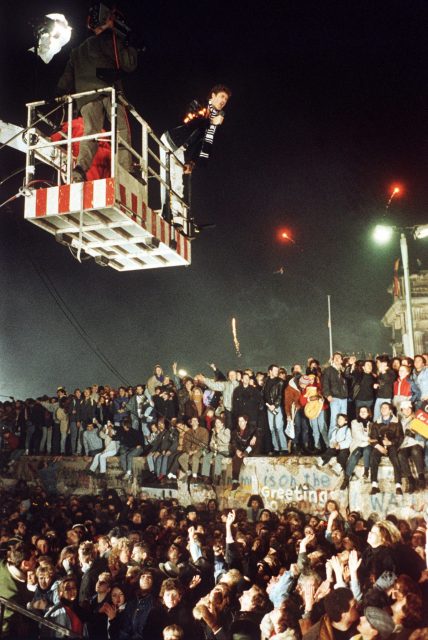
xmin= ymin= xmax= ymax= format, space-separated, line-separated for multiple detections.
xmin=199 ymin=101 xmax=222 ymax=159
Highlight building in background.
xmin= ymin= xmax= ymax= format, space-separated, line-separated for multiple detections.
xmin=382 ymin=269 xmax=428 ymax=355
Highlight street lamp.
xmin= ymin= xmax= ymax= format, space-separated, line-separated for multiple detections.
xmin=373 ymin=223 xmax=428 ymax=357
xmin=373 ymin=225 xmax=394 ymax=245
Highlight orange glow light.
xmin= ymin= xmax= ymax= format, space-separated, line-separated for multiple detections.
xmin=277 ymin=228 xmax=295 ymax=244
xmin=386 ymin=183 xmax=404 ymax=208
xmin=389 ymin=183 xmax=404 ymax=197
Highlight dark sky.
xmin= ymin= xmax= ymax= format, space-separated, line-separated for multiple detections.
xmin=1 ymin=0 xmax=428 ymax=398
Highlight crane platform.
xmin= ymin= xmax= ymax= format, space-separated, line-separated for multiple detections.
xmin=8 ymin=88 xmax=192 ymax=270
xmin=24 ymin=168 xmax=190 ymax=271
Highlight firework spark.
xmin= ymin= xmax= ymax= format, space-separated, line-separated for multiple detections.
xmin=231 ymin=317 xmax=242 ymax=358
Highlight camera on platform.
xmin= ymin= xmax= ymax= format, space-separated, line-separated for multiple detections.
xmin=87 ymin=2 xmax=131 ymax=40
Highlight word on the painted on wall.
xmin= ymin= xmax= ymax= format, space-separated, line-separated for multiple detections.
xmin=259 ymin=484 xmax=330 ymax=511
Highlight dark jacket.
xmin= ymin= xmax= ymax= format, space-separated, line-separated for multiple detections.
xmin=113 ymin=397 xmax=129 ymax=424
xmin=360 ymin=544 xmax=396 ymax=582
xmin=57 ymin=30 xmax=137 ymax=110
xmin=377 ymin=370 xmax=396 ymax=398
xmin=116 ymin=427 xmax=144 ymax=449
xmin=30 ymin=402 xmax=46 ymax=430
xmin=143 ymin=601 xmax=195 ymax=640
xmin=232 ymin=384 xmax=262 ymax=424
xmin=352 ymin=372 xmax=377 ymax=401
xmin=158 ymin=427 xmax=179 ymax=454
xmin=86 ymin=594 xmax=109 ymax=640
xmin=165 ymin=101 xmax=215 ymax=164
xmin=231 ymin=425 xmax=257 ymax=455
xmin=116 ymin=593 xmax=155 ymax=640
xmin=79 ymin=556 xmax=109 ymax=608
xmin=69 ymin=396 xmax=83 ymax=423
xmin=322 ymin=365 xmax=349 ymax=399
xmin=393 ymin=542 xmax=425 ymax=582
xmin=80 ymin=398 xmax=97 ymax=425
xmin=262 ymin=377 xmax=285 ymax=408
xmin=370 ymin=419 xmax=403 ymax=449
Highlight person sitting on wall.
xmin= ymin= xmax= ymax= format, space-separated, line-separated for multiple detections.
xmin=230 ymin=414 xmax=257 ymax=490
xmin=369 ymin=402 xmax=404 ymax=496
xmin=115 ymin=418 xmax=144 ymax=482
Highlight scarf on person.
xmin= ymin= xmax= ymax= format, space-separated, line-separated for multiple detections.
xmin=199 ymin=100 xmax=222 ymax=159
xmin=64 ymin=605 xmax=83 ymax=636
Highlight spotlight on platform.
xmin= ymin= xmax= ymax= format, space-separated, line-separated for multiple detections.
xmin=30 ymin=14 xmax=72 ymax=64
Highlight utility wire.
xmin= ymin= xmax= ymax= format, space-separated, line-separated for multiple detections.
xmin=12 ymin=206 xmax=219 ymax=457
xmin=28 ymin=255 xmax=131 ymax=387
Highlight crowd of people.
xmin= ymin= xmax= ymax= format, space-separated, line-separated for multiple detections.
xmin=0 ymin=354 xmax=427 ymax=494
xmin=0 ymin=484 xmax=427 ymax=640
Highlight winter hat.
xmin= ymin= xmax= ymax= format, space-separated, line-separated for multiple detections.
xmin=374 ymin=570 xmax=397 ymax=592
xmin=400 ymin=399 xmax=412 ymax=410
xmin=365 ymin=606 xmax=395 ymax=639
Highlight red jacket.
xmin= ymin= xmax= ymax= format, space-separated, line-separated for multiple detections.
xmin=51 ymin=117 xmax=111 ymax=180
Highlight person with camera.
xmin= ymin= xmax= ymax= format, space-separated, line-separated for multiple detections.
xmin=56 ymin=6 xmax=138 ymax=182
xmin=160 ymin=85 xmax=231 ymax=225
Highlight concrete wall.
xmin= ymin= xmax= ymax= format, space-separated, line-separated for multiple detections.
xmin=4 ymin=455 xmax=427 ymax=520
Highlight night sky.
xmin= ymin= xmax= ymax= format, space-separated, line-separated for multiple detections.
xmin=1 ymin=0 xmax=428 ymax=398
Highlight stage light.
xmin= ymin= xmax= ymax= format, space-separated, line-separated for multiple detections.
xmin=373 ymin=224 xmax=394 ymax=245
xmin=178 ymin=369 xmax=187 ymax=377
xmin=30 ymin=14 xmax=72 ymax=64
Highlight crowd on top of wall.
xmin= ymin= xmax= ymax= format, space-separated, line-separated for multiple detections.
xmin=0 ymin=353 xmax=427 ymax=494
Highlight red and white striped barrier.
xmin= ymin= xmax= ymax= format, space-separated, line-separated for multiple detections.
xmin=24 ymin=177 xmax=191 ymax=265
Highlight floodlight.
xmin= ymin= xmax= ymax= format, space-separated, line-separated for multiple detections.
xmin=30 ymin=14 xmax=72 ymax=64
xmin=373 ymin=224 xmax=394 ymax=245
xmin=178 ymin=369 xmax=187 ymax=377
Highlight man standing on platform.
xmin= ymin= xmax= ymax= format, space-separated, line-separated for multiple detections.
xmin=56 ymin=6 xmax=138 ymax=182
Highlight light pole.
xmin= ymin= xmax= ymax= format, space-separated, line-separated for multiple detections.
xmin=373 ymin=223 xmax=428 ymax=357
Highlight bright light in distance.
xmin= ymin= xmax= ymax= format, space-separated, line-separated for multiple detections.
xmin=373 ymin=224 xmax=394 ymax=245
xmin=178 ymin=369 xmax=188 ymax=377
xmin=388 ymin=183 xmax=404 ymax=200
xmin=277 ymin=228 xmax=295 ymax=244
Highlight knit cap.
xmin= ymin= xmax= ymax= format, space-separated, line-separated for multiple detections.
xmin=364 ymin=606 xmax=395 ymax=639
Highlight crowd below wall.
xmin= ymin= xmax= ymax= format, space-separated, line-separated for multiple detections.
xmin=0 ymin=483 xmax=427 ymax=639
